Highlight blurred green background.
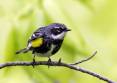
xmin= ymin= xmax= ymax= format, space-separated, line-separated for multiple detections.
xmin=0 ymin=0 xmax=117 ymax=83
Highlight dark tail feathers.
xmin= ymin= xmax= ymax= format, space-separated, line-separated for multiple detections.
xmin=16 ymin=48 xmax=29 ymax=54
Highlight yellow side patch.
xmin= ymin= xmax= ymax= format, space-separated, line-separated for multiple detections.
xmin=31 ymin=38 xmax=43 ymax=47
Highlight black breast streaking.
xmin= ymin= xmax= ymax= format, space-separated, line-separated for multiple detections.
xmin=32 ymin=38 xmax=63 ymax=55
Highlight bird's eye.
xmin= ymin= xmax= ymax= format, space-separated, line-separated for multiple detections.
xmin=56 ymin=29 xmax=61 ymax=33
xmin=51 ymin=28 xmax=62 ymax=35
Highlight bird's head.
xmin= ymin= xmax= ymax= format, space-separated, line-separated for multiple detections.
xmin=48 ymin=23 xmax=71 ymax=40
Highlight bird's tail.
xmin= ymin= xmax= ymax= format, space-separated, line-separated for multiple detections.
xmin=16 ymin=48 xmax=29 ymax=54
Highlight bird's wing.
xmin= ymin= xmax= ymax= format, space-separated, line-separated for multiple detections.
xmin=28 ymin=27 xmax=45 ymax=48
xmin=29 ymin=27 xmax=45 ymax=40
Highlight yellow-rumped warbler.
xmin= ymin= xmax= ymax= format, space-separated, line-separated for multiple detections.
xmin=16 ymin=23 xmax=70 ymax=62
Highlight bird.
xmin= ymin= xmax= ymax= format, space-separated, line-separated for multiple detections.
xmin=16 ymin=23 xmax=71 ymax=65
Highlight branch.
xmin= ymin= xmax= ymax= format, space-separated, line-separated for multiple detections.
xmin=71 ymin=51 xmax=97 ymax=65
xmin=0 ymin=61 xmax=116 ymax=83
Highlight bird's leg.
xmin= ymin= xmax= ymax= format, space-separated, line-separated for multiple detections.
xmin=48 ymin=57 xmax=51 ymax=63
xmin=32 ymin=54 xmax=36 ymax=68
xmin=58 ymin=58 xmax=62 ymax=64
xmin=47 ymin=57 xmax=51 ymax=68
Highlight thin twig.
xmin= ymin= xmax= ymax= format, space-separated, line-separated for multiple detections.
xmin=70 ymin=51 xmax=97 ymax=65
xmin=0 ymin=61 xmax=116 ymax=83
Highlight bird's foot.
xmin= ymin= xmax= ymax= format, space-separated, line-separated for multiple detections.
xmin=32 ymin=58 xmax=36 ymax=68
xmin=47 ymin=58 xmax=52 ymax=68
xmin=58 ymin=58 xmax=62 ymax=64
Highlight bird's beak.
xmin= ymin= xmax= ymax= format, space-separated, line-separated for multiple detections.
xmin=65 ymin=29 xmax=71 ymax=32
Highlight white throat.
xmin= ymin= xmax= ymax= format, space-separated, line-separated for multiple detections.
xmin=51 ymin=32 xmax=66 ymax=39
